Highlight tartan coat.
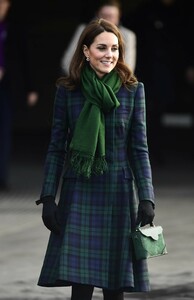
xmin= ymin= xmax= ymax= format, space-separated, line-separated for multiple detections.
xmin=37 ymin=81 xmax=155 ymax=292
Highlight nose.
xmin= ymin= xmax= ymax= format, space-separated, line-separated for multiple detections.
xmin=105 ymin=48 xmax=112 ymax=57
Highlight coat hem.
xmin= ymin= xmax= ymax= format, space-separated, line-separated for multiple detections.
xmin=37 ymin=279 xmax=151 ymax=293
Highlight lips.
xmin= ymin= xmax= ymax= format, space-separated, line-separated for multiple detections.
xmin=101 ymin=61 xmax=112 ymax=65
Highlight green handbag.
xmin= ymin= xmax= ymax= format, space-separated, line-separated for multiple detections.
xmin=131 ymin=223 xmax=168 ymax=260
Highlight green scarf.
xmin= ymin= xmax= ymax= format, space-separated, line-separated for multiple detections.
xmin=69 ymin=64 xmax=121 ymax=178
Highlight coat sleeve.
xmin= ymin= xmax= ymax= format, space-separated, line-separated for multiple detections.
xmin=40 ymin=86 xmax=69 ymax=199
xmin=129 ymin=82 xmax=155 ymax=204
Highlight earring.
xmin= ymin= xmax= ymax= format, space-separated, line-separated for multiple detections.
xmin=86 ymin=57 xmax=90 ymax=61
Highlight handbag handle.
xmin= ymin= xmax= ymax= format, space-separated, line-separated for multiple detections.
xmin=136 ymin=222 xmax=155 ymax=229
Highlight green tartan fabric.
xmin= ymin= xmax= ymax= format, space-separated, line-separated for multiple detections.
xmin=37 ymin=82 xmax=155 ymax=292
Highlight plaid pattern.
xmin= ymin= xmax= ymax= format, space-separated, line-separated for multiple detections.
xmin=37 ymin=82 xmax=154 ymax=292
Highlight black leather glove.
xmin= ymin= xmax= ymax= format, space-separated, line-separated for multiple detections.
xmin=36 ymin=196 xmax=60 ymax=234
xmin=136 ymin=200 xmax=155 ymax=227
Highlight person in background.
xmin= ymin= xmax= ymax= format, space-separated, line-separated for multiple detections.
xmin=123 ymin=0 xmax=184 ymax=164
xmin=60 ymin=0 xmax=137 ymax=75
xmin=0 ymin=0 xmax=38 ymax=191
xmin=36 ymin=18 xmax=155 ymax=300
xmin=180 ymin=0 xmax=194 ymax=158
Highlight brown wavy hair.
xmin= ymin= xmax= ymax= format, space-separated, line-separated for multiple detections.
xmin=57 ymin=18 xmax=137 ymax=90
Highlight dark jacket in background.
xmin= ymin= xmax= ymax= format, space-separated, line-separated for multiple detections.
xmin=123 ymin=0 xmax=185 ymax=162
xmin=0 ymin=14 xmax=36 ymax=187
xmin=2 ymin=16 xmax=36 ymax=96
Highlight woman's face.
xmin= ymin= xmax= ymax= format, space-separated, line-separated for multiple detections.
xmin=83 ymin=31 xmax=119 ymax=78
xmin=97 ymin=5 xmax=120 ymax=26
xmin=0 ymin=0 xmax=10 ymax=21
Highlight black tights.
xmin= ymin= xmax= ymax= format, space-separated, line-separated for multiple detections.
xmin=71 ymin=283 xmax=94 ymax=300
xmin=103 ymin=288 xmax=124 ymax=300
xmin=71 ymin=283 xmax=124 ymax=300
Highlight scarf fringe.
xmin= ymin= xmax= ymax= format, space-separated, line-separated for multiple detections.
xmin=70 ymin=151 xmax=108 ymax=178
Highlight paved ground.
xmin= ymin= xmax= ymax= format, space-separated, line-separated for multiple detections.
xmin=0 ymin=135 xmax=194 ymax=300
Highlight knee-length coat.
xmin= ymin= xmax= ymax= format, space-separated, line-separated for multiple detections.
xmin=37 ymin=81 xmax=155 ymax=292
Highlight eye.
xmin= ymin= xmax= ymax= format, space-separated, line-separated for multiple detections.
xmin=97 ymin=46 xmax=106 ymax=51
xmin=112 ymin=47 xmax=119 ymax=52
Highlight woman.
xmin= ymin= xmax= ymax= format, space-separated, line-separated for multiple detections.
xmin=60 ymin=0 xmax=137 ymax=74
xmin=36 ymin=18 xmax=155 ymax=300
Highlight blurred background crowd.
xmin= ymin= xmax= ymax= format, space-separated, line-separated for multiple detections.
xmin=1 ymin=0 xmax=194 ymax=190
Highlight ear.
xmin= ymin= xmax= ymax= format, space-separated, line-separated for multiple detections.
xmin=83 ymin=44 xmax=89 ymax=58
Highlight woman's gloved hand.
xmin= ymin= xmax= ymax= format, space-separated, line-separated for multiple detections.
xmin=136 ymin=200 xmax=155 ymax=227
xmin=36 ymin=196 xmax=60 ymax=234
